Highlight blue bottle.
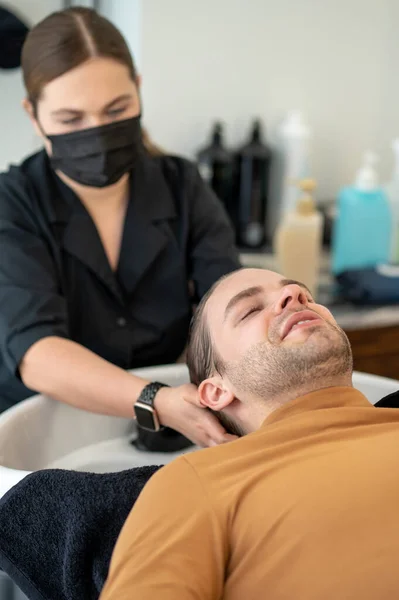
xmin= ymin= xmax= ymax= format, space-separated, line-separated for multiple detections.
xmin=332 ymin=152 xmax=392 ymax=275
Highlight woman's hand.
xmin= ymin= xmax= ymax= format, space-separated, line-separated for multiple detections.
xmin=154 ymin=384 xmax=238 ymax=447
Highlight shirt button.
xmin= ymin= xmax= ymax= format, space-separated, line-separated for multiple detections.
xmin=117 ymin=317 xmax=127 ymax=327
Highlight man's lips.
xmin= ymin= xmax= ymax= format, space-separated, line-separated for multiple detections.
xmin=281 ymin=310 xmax=323 ymax=340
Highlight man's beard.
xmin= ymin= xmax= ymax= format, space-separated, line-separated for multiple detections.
xmin=222 ymin=322 xmax=353 ymax=401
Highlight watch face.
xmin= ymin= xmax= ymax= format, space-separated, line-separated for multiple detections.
xmin=134 ymin=404 xmax=160 ymax=431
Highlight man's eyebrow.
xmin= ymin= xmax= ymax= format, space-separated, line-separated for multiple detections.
xmin=50 ymin=94 xmax=133 ymax=116
xmin=279 ymin=278 xmax=312 ymax=295
xmin=223 ymin=286 xmax=263 ymax=322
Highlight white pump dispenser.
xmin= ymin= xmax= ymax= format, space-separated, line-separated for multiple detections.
xmin=355 ymin=152 xmax=379 ymax=192
xmin=268 ymin=110 xmax=311 ymax=240
xmin=273 ymin=179 xmax=323 ymax=296
xmin=280 ymin=110 xmax=311 ymax=215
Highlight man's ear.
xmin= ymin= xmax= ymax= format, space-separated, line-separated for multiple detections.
xmin=198 ymin=376 xmax=235 ymax=411
xmin=22 ymin=98 xmax=43 ymax=139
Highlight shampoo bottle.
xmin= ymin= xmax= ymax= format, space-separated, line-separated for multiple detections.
xmin=332 ymin=152 xmax=392 ymax=276
xmin=280 ymin=111 xmax=311 ymax=216
xmin=233 ymin=119 xmax=272 ymax=249
xmin=274 ymin=179 xmax=323 ymax=296
xmin=268 ymin=110 xmax=311 ymax=241
xmin=197 ymin=122 xmax=233 ymax=212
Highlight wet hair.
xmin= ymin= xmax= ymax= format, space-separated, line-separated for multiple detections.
xmin=187 ymin=278 xmax=227 ymax=387
xmin=187 ymin=274 xmax=245 ymax=437
xmin=21 ymin=6 xmax=162 ymax=155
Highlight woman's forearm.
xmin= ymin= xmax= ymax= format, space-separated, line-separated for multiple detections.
xmin=19 ymin=336 xmax=149 ymax=418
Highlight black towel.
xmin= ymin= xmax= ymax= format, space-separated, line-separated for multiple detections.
xmin=374 ymin=389 xmax=399 ymax=408
xmin=0 ymin=466 xmax=161 ymax=600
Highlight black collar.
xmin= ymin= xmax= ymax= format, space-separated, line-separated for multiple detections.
xmin=42 ymin=153 xmax=178 ymax=305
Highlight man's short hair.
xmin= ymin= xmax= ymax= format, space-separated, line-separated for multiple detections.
xmin=187 ymin=276 xmax=229 ymax=386
xmin=186 ymin=270 xmax=247 ymax=438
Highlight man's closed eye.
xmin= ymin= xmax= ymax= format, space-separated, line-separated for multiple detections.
xmin=240 ymin=306 xmax=262 ymax=321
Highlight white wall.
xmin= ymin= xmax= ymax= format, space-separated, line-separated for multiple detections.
xmin=137 ymin=0 xmax=399 ymax=203
xmin=99 ymin=0 xmax=141 ymax=69
xmin=2 ymin=0 xmax=399 ymax=205
xmin=0 ymin=1 xmax=63 ymax=171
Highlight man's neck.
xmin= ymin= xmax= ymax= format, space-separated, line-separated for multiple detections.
xmin=238 ymin=374 xmax=354 ymax=434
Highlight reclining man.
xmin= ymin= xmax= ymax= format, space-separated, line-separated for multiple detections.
xmin=101 ymin=267 xmax=399 ymax=600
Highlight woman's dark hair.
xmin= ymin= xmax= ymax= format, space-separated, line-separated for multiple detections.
xmin=21 ymin=6 xmax=163 ymax=155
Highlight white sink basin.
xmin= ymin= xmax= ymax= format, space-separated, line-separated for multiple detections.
xmin=45 ymin=435 xmax=196 ymax=473
xmin=0 ymin=365 xmax=398 ymax=499
xmin=0 ymin=365 xmax=194 ymax=497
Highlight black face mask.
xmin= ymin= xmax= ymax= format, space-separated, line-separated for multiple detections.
xmin=47 ymin=115 xmax=143 ymax=188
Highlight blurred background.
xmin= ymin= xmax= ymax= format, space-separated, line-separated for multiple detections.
xmin=1 ymin=0 xmax=399 ymax=203
xmin=1 ymin=0 xmax=399 ymax=381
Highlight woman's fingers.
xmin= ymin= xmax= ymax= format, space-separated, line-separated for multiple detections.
xmin=180 ymin=383 xmax=203 ymax=407
xmin=154 ymin=385 xmax=238 ymax=447
xmin=201 ymin=413 xmax=237 ymax=446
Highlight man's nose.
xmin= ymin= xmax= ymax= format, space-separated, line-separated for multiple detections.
xmin=275 ymin=285 xmax=308 ymax=315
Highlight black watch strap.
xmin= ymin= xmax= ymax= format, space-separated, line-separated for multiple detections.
xmin=136 ymin=381 xmax=169 ymax=409
xmin=134 ymin=381 xmax=170 ymax=432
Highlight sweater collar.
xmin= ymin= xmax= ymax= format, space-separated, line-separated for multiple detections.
xmin=262 ymin=386 xmax=371 ymax=428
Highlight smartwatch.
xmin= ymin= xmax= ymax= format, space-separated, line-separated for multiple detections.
xmin=134 ymin=381 xmax=169 ymax=432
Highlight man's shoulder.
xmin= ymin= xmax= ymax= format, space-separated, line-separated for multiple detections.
xmin=140 ymin=435 xmax=261 ymax=508
xmin=133 ymin=454 xmax=210 ymax=515
xmin=181 ymin=435 xmax=255 ymax=480
xmin=146 ymin=439 xmax=243 ymax=486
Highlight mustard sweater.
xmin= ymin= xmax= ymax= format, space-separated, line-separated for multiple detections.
xmin=101 ymin=387 xmax=399 ymax=599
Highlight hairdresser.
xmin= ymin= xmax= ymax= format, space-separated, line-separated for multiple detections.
xmin=0 ymin=7 xmax=239 ymax=449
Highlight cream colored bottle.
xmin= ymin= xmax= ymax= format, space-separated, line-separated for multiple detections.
xmin=273 ymin=179 xmax=323 ymax=296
